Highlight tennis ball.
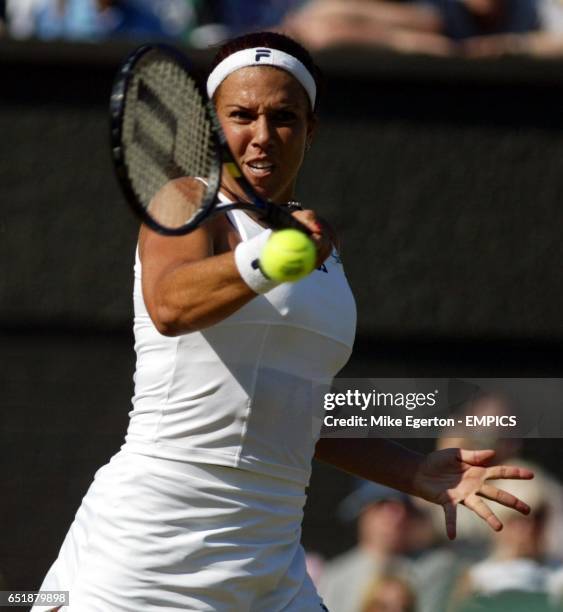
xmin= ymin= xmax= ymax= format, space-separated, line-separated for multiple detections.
xmin=260 ymin=229 xmax=317 ymax=282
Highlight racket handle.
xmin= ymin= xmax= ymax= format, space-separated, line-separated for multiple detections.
xmin=259 ymin=203 xmax=311 ymax=235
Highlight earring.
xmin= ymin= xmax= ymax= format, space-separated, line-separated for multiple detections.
xmin=306 ymin=141 xmax=312 ymax=152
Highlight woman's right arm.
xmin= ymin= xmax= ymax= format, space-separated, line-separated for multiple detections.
xmin=139 ymin=218 xmax=257 ymax=337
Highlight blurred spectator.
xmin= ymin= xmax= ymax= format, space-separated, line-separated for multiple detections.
xmin=461 ymin=9 xmax=563 ymax=55
xmin=216 ymin=0 xmax=304 ymax=36
xmin=540 ymin=0 xmax=563 ymax=31
xmin=422 ymin=0 xmax=540 ymax=41
xmin=282 ymin=0 xmax=454 ymax=55
xmin=406 ymin=502 xmax=470 ymax=612
xmin=317 ymin=482 xmax=417 ymax=612
xmin=110 ymin=0 xmax=196 ymax=40
xmin=6 ymin=0 xmax=197 ymax=41
xmin=188 ymin=0 xmax=306 ymax=48
xmin=360 ymin=574 xmax=416 ymax=612
xmin=317 ymin=481 xmax=464 ymax=612
xmin=439 ymin=0 xmax=563 ymax=57
xmin=317 ymin=482 xmax=465 ymax=612
xmin=6 ymin=0 xmax=44 ymax=38
xmin=35 ymin=0 xmax=123 ymax=40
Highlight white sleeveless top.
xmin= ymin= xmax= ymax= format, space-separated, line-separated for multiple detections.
xmin=124 ymin=207 xmax=357 ymax=486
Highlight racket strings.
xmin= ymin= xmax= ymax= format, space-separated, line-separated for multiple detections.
xmin=121 ymin=50 xmax=220 ymax=229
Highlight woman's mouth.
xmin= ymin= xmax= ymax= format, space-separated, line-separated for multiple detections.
xmin=246 ymin=160 xmax=275 ymax=177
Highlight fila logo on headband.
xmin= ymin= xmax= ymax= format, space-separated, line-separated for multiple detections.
xmin=207 ymin=48 xmax=317 ymax=108
xmin=254 ymin=49 xmax=272 ymax=62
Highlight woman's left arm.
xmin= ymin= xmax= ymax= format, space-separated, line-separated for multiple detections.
xmin=314 ymin=438 xmax=534 ymax=539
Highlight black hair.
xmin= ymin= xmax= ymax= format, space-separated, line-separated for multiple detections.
xmin=210 ymin=31 xmax=324 ymax=112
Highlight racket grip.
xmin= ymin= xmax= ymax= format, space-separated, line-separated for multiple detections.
xmin=262 ymin=204 xmax=312 ymax=235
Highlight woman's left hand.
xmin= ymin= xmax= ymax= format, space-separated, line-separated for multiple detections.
xmin=413 ymin=448 xmax=534 ymax=540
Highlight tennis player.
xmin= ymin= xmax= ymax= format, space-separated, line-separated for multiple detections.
xmin=33 ymin=32 xmax=533 ymax=611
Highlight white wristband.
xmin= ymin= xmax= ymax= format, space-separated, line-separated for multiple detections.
xmin=234 ymin=230 xmax=280 ymax=294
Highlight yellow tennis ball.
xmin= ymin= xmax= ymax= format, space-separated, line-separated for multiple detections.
xmin=260 ymin=229 xmax=317 ymax=282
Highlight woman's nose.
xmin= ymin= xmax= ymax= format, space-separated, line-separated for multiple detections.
xmin=251 ymin=115 xmax=274 ymax=149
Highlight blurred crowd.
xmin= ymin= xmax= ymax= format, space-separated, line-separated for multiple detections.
xmin=307 ymin=469 xmax=563 ymax=611
xmin=308 ymin=394 xmax=563 ymax=612
xmin=2 ymin=0 xmax=563 ymax=58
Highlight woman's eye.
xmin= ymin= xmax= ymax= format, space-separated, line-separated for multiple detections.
xmin=230 ymin=110 xmax=253 ymax=121
xmin=273 ymin=111 xmax=296 ymax=123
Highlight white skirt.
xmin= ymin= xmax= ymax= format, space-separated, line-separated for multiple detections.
xmin=32 ymin=449 xmax=325 ymax=611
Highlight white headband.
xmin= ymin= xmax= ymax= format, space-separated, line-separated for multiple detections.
xmin=207 ymin=47 xmax=317 ymax=109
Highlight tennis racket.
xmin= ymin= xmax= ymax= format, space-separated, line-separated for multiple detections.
xmin=110 ymin=43 xmax=312 ymax=238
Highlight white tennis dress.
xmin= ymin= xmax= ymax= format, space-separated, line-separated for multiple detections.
xmin=33 ymin=207 xmax=356 ymax=611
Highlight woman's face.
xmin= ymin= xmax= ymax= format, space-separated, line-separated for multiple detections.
xmin=214 ymin=66 xmax=315 ymax=203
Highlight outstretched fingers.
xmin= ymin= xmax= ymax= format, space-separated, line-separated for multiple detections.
xmin=463 ymin=495 xmax=502 ymax=532
xmin=485 ymin=465 xmax=535 ymax=481
xmin=478 ymin=483 xmax=531 ymax=515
